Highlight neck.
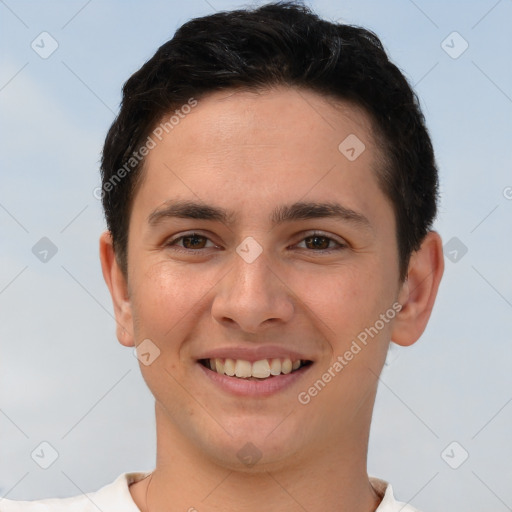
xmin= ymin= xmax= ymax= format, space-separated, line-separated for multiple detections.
xmin=130 ymin=405 xmax=382 ymax=512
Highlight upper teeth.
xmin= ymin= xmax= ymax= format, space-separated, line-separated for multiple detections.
xmin=209 ymin=358 xmax=303 ymax=378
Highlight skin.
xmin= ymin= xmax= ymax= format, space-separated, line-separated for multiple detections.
xmin=100 ymin=86 xmax=444 ymax=512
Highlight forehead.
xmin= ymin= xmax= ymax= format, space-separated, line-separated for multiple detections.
xmin=154 ymin=87 xmax=377 ymax=162
xmin=133 ymin=86 xmax=390 ymax=230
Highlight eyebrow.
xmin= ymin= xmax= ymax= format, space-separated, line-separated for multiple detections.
xmin=147 ymin=199 xmax=372 ymax=231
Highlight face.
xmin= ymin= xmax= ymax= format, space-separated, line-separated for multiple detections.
xmin=120 ymin=87 xmax=407 ymax=470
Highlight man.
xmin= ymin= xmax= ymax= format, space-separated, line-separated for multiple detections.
xmin=2 ymin=2 xmax=443 ymax=510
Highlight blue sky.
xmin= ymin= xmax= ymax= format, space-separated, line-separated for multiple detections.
xmin=1 ymin=1 xmax=511 ymax=510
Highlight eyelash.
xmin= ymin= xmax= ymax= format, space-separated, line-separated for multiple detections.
xmin=165 ymin=231 xmax=347 ymax=254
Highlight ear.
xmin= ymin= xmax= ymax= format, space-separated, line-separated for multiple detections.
xmin=391 ymin=230 xmax=444 ymax=347
xmin=99 ymin=231 xmax=135 ymax=347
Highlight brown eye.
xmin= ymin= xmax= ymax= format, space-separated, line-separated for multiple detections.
xmin=166 ymin=233 xmax=216 ymax=251
xmin=181 ymin=234 xmax=208 ymax=249
xmin=296 ymin=232 xmax=345 ymax=252
xmin=304 ymin=235 xmax=331 ymax=250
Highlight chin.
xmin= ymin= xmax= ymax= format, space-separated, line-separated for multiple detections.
xmin=198 ymin=415 xmax=307 ymax=472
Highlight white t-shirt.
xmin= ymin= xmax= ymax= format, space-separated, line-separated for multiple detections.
xmin=0 ymin=472 xmax=421 ymax=511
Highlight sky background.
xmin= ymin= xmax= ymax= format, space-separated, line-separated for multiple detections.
xmin=0 ymin=1 xmax=511 ymax=511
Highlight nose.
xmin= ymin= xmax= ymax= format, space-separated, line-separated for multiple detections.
xmin=211 ymin=248 xmax=295 ymax=334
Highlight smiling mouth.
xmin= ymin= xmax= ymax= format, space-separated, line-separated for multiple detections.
xmin=199 ymin=358 xmax=313 ymax=380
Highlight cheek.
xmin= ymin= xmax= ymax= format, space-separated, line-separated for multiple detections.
xmin=128 ymin=264 xmax=211 ymax=415
xmin=302 ymin=262 xmax=398 ymax=386
xmin=302 ymin=263 xmax=392 ymax=337
xmin=129 ymin=262 xmax=217 ymax=343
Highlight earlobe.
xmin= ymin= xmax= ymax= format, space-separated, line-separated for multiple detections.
xmin=391 ymin=231 xmax=444 ymax=347
xmin=99 ymin=231 xmax=135 ymax=347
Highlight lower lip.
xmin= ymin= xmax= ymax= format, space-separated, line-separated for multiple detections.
xmin=197 ymin=362 xmax=312 ymax=397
